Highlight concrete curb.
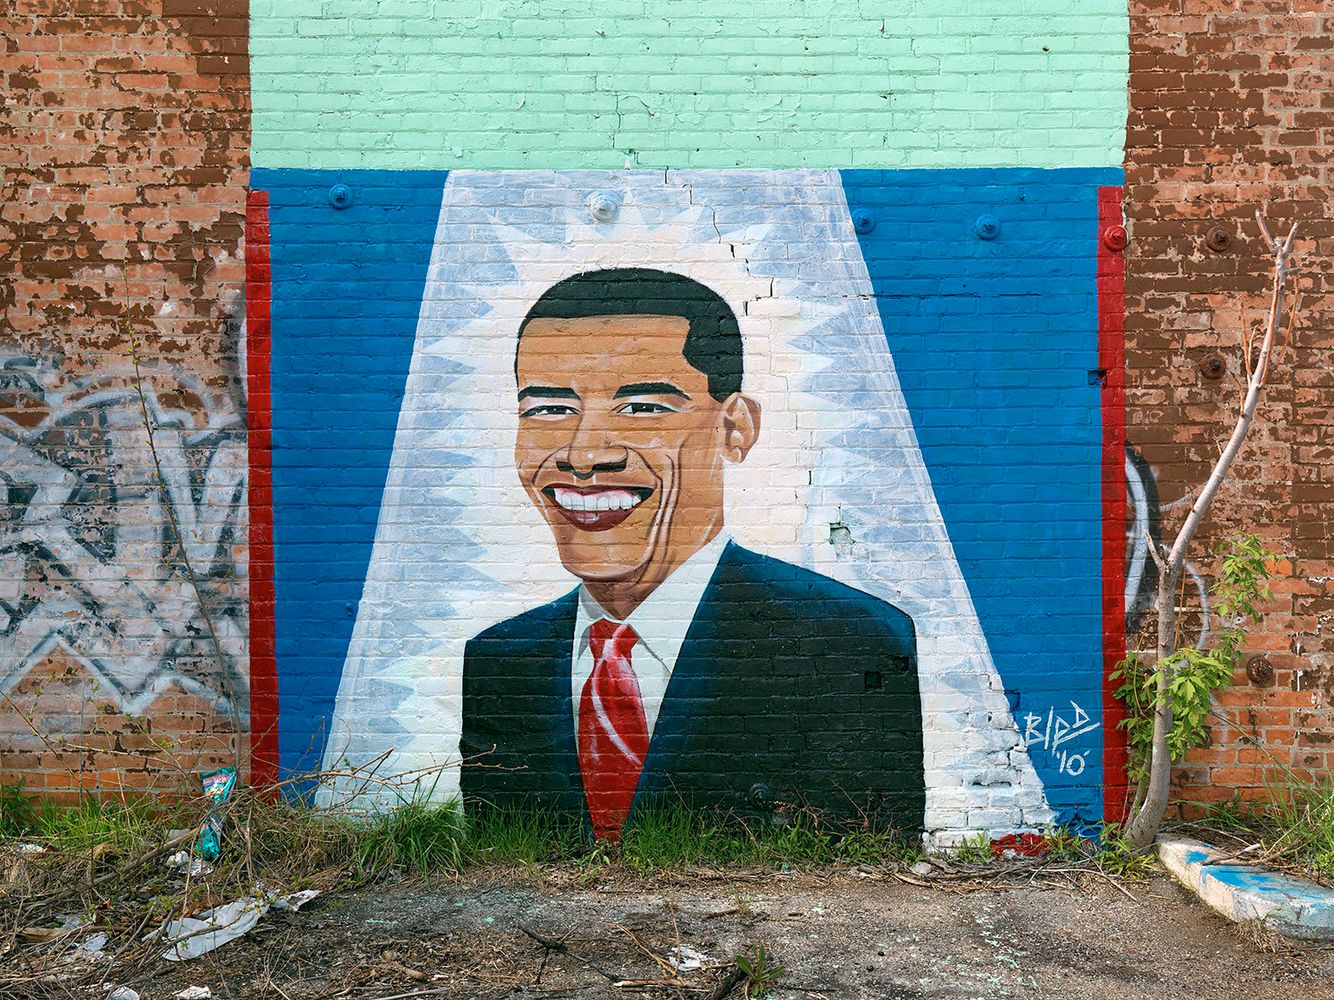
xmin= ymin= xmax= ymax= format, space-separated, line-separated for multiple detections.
xmin=1158 ymin=835 xmax=1334 ymax=941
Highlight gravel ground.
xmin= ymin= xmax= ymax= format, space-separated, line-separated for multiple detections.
xmin=126 ymin=867 xmax=1334 ymax=1000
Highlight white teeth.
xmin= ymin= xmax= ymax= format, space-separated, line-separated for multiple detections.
xmin=550 ymin=488 xmax=645 ymax=513
xmin=556 ymin=489 xmax=585 ymax=511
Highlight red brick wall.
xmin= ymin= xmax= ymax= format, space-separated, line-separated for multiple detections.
xmin=0 ymin=1 xmax=250 ymax=799
xmin=1125 ymin=0 xmax=1333 ymax=815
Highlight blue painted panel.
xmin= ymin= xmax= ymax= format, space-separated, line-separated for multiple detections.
xmin=258 ymin=166 xmax=1121 ymax=826
xmin=252 ymin=168 xmax=446 ymax=776
xmin=843 ymin=167 xmax=1122 ymax=826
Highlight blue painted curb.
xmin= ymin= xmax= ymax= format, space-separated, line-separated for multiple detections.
xmin=1158 ymin=835 xmax=1334 ymax=941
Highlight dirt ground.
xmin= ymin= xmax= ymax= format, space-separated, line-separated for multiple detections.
xmin=113 ymin=867 xmax=1334 ymax=1000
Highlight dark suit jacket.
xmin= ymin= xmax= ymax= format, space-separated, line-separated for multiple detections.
xmin=460 ymin=542 xmax=924 ymax=831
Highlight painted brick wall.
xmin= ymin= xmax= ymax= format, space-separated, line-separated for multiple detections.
xmin=0 ymin=1 xmax=250 ymax=800
xmin=248 ymin=167 xmax=1120 ymax=843
xmin=242 ymin=4 xmax=1129 ymax=844
xmin=249 ymin=1 xmax=1129 ymax=170
xmin=1124 ymin=0 xmax=1334 ymax=817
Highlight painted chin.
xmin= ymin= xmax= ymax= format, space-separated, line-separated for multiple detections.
xmin=540 ymin=485 xmax=655 ymax=532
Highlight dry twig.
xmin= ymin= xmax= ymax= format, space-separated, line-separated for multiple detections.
xmin=520 ymin=925 xmax=621 ymax=983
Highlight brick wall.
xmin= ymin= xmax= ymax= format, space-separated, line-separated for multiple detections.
xmin=1124 ymin=0 xmax=1334 ymax=815
xmin=248 ymin=1 xmax=1128 ymax=170
xmin=0 ymin=1 xmax=250 ymax=800
xmin=2 ymin=1 xmax=1327 ymax=830
xmin=244 ymin=5 xmax=1128 ymax=842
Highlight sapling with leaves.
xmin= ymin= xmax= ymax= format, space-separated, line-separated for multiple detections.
xmin=1113 ymin=533 xmax=1277 ymax=814
xmin=1117 ymin=211 xmax=1303 ymax=850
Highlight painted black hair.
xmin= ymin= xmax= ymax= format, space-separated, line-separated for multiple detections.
xmin=517 ymin=267 xmax=743 ymax=402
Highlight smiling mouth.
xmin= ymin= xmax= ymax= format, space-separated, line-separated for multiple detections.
xmin=541 ymin=485 xmax=653 ymax=531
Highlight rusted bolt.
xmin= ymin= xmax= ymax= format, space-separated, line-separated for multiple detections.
xmin=1199 ymin=354 xmax=1226 ymax=380
xmin=1245 ymin=655 xmax=1274 ymax=686
xmin=1206 ymin=226 xmax=1233 ymax=253
xmin=1101 ymin=225 xmax=1127 ymax=252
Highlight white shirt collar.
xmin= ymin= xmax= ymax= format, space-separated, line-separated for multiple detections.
xmin=577 ymin=532 xmax=729 ymax=666
xmin=572 ymin=533 xmax=730 ymax=737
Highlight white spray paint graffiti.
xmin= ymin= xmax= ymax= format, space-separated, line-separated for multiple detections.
xmin=1021 ymin=701 xmax=1101 ymax=778
xmin=1124 ymin=450 xmax=1154 ymax=629
xmin=1124 ymin=446 xmax=1210 ymax=645
xmin=1123 ymin=445 xmax=1223 ymax=738
xmin=0 ymin=354 xmax=248 ymax=723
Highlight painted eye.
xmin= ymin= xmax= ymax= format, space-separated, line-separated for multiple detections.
xmin=520 ymin=404 xmax=579 ymax=418
xmin=617 ymin=401 xmax=676 ymax=415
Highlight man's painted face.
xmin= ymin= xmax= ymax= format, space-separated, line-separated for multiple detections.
xmin=515 ymin=314 xmax=759 ymax=589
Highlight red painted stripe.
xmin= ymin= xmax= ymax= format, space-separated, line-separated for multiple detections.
xmin=246 ymin=189 xmax=280 ymax=788
xmin=1097 ymin=186 xmax=1129 ymax=823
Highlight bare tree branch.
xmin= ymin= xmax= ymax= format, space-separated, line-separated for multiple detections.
xmin=1122 ymin=212 xmax=1301 ymax=849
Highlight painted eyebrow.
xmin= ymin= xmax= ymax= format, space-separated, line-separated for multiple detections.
xmin=613 ymin=381 xmax=691 ymax=400
xmin=517 ymin=386 xmax=580 ymax=401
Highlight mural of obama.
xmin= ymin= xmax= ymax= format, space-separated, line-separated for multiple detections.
xmin=460 ymin=268 xmax=924 ymax=840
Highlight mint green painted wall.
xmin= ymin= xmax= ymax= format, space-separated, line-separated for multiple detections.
xmin=250 ymin=1 xmax=1127 ymax=170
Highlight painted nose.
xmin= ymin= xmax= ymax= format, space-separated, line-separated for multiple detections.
xmin=556 ymin=455 xmax=627 ymax=480
xmin=562 ymin=415 xmax=628 ymax=478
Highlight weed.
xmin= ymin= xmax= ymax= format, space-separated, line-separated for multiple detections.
xmin=1040 ymin=825 xmax=1093 ymax=861
xmin=1094 ymin=823 xmax=1157 ymax=878
xmin=1196 ymin=795 xmax=1256 ymax=831
xmin=0 ymin=781 xmax=38 ymax=838
xmin=835 ymin=828 xmax=926 ymax=866
xmin=735 ymin=943 xmax=786 ymax=997
xmin=1111 ymin=535 xmax=1277 ymax=792
xmin=1267 ymin=779 xmax=1334 ymax=882
xmin=1193 ymin=775 xmax=1334 ymax=886
xmin=945 ymin=832 xmax=993 ymax=864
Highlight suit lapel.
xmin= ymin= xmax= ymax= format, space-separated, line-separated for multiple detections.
xmin=528 ymin=590 xmax=585 ymax=807
xmin=634 ymin=542 xmax=741 ymax=804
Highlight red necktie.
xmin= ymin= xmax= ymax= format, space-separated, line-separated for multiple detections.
xmin=578 ymin=619 xmax=648 ymax=841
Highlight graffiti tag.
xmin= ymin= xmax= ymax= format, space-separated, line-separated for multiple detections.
xmin=1021 ymin=701 xmax=1100 ymax=776
xmin=0 ymin=354 xmax=247 ymax=721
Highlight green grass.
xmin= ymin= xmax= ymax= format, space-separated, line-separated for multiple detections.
xmin=0 ymin=783 xmax=1169 ymax=883
xmin=1193 ymin=777 xmax=1334 ymax=886
xmin=0 ymin=783 xmax=173 ymax=856
xmin=464 ymin=805 xmax=589 ymax=867
xmin=617 ymin=806 xmax=926 ymax=872
xmin=42 ymin=799 xmax=167 ymax=855
xmin=322 ymin=801 xmax=927 ymax=877
xmin=351 ymin=799 xmax=468 ymax=876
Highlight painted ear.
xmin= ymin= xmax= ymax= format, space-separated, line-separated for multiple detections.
xmin=721 ymin=393 xmax=761 ymax=463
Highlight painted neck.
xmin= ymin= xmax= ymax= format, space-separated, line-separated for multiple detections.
xmin=584 ymin=522 xmax=724 ymax=620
